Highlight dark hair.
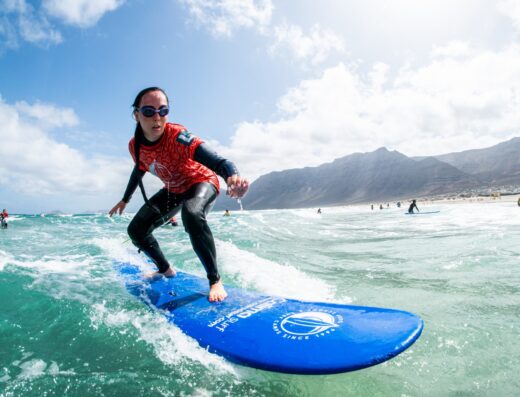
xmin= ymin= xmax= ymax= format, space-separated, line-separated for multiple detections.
xmin=132 ymin=87 xmax=169 ymax=210
xmin=132 ymin=86 xmax=169 ymax=110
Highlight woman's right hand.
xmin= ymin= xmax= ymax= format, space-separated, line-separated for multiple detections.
xmin=109 ymin=200 xmax=127 ymax=217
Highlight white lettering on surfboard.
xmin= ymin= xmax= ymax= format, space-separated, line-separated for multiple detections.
xmin=272 ymin=309 xmax=343 ymax=341
xmin=207 ymin=297 xmax=285 ymax=333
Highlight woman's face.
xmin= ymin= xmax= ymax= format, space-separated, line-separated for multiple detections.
xmin=134 ymin=90 xmax=169 ymax=141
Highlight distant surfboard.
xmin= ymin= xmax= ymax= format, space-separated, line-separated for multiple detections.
xmin=116 ymin=262 xmax=423 ymax=374
xmin=405 ymin=211 xmax=440 ymax=215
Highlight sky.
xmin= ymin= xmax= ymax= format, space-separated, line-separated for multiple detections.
xmin=1 ymin=0 xmax=520 ymax=213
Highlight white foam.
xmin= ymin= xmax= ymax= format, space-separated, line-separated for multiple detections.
xmin=15 ymin=358 xmax=75 ymax=381
xmin=90 ymin=302 xmax=238 ymax=377
xmin=246 ymin=212 xmax=266 ymax=223
xmin=0 ymin=246 xmax=93 ymax=277
xmin=92 ymin=237 xmax=152 ymax=270
xmin=8 ymin=255 xmax=92 ymax=276
xmin=215 ymin=239 xmax=339 ymax=302
xmin=184 ymin=388 xmax=214 ymax=397
xmin=289 ymin=208 xmax=324 ymax=220
xmin=2 ymin=215 xmax=21 ymax=222
xmin=0 ymin=249 xmax=14 ymax=271
xmin=17 ymin=359 xmax=47 ymax=379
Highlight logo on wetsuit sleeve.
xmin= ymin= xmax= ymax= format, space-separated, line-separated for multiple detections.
xmin=273 ymin=310 xmax=343 ymax=341
xmin=176 ymin=130 xmax=195 ymax=146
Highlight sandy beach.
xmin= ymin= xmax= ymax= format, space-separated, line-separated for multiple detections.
xmin=424 ymin=193 xmax=520 ymax=206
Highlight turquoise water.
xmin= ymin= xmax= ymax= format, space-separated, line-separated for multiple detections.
xmin=1 ymin=203 xmax=519 ymax=396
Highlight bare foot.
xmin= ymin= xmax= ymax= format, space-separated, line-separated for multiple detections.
xmin=144 ymin=267 xmax=176 ymax=281
xmin=163 ymin=267 xmax=177 ymax=278
xmin=208 ymin=280 xmax=227 ymax=302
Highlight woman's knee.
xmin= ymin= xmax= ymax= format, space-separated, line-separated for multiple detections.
xmin=127 ymin=216 xmax=146 ymax=244
xmin=182 ymin=205 xmax=206 ymax=235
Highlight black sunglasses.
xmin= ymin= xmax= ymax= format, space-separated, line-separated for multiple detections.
xmin=137 ymin=106 xmax=169 ymax=117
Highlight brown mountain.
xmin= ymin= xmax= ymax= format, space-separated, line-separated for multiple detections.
xmin=215 ymin=137 xmax=519 ymax=210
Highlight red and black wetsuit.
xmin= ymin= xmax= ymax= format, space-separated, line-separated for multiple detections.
xmin=0 ymin=211 xmax=8 ymax=229
xmin=122 ymin=123 xmax=238 ymax=285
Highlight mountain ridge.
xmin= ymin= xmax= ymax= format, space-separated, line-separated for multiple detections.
xmin=215 ymin=137 xmax=520 ymax=210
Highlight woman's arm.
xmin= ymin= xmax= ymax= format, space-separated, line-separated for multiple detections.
xmin=109 ymin=167 xmax=146 ymax=216
xmin=195 ymin=143 xmax=248 ymax=198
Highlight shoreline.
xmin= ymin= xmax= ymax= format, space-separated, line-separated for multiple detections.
xmin=419 ymin=193 xmax=520 ymax=206
xmin=363 ymin=193 xmax=520 ymax=210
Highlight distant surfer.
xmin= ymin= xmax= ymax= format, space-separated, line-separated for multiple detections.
xmin=223 ymin=209 xmax=230 ymax=216
xmin=518 ymin=197 xmax=520 ymax=207
xmin=408 ymin=200 xmax=419 ymax=214
xmin=1 ymin=208 xmax=8 ymax=229
xmin=168 ymin=216 xmax=178 ymax=226
xmin=317 ymin=208 xmax=322 ymax=214
xmin=109 ymin=87 xmax=249 ymax=302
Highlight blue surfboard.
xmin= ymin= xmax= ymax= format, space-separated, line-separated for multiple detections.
xmin=116 ymin=262 xmax=423 ymax=374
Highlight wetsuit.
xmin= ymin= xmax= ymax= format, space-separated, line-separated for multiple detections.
xmin=123 ymin=123 xmax=238 ymax=285
xmin=408 ymin=202 xmax=419 ymax=213
xmin=1 ymin=211 xmax=8 ymax=229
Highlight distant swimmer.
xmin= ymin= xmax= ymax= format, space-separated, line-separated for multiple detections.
xmin=408 ymin=200 xmax=419 ymax=214
xmin=224 ymin=209 xmax=230 ymax=216
xmin=317 ymin=208 xmax=322 ymax=214
xmin=1 ymin=208 xmax=8 ymax=229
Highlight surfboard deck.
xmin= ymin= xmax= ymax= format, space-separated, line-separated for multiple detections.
xmin=116 ymin=262 xmax=423 ymax=374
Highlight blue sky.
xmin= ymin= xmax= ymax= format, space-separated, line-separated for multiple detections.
xmin=1 ymin=0 xmax=520 ymax=213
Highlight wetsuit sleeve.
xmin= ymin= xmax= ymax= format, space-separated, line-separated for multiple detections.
xmin=122 ymin=167 xmax=146 ymax=203
xmin=194 ymin=143 xmax=239 ymax=181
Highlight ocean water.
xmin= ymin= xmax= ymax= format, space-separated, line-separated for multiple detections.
xmin=1 ymin=202 xmax=519 ymax=397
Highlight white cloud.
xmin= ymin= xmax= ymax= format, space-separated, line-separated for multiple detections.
xmin=180 ymin=0 xmax=342 ymax=67
xmin=180 ymin=0 xmax=273 ymax=37
xmin=43 ymin=0 xmax=125 ymax=28
xmin=497 ymin=0 xmax=520 ymax=31
xmin=17 ymin=13 xmax=62 ymax=45
xmin=0 ymin=15 xmax=20 ymax=50
xmin=0 ymin=0 xmax=123 ymax=51
xmin=0 ymin=97 xmax=129 ymax=197
xmin=431 ymin=41 xmax=474 ymax=59
xmin=15 ymin=101 xmax=79 ymax=129
xmin=3 ymin=0 xmax=28 ymax=13
xmin=0 ymin=0 xmax=62 ymax=49
xmin=270 ymin=23 xmax=344 ymax=65
xmin=216 ymin=44 xmax=520 ymax=180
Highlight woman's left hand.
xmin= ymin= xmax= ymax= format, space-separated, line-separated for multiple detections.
xmin=226 ymin=175 xmax=249 ymax=198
